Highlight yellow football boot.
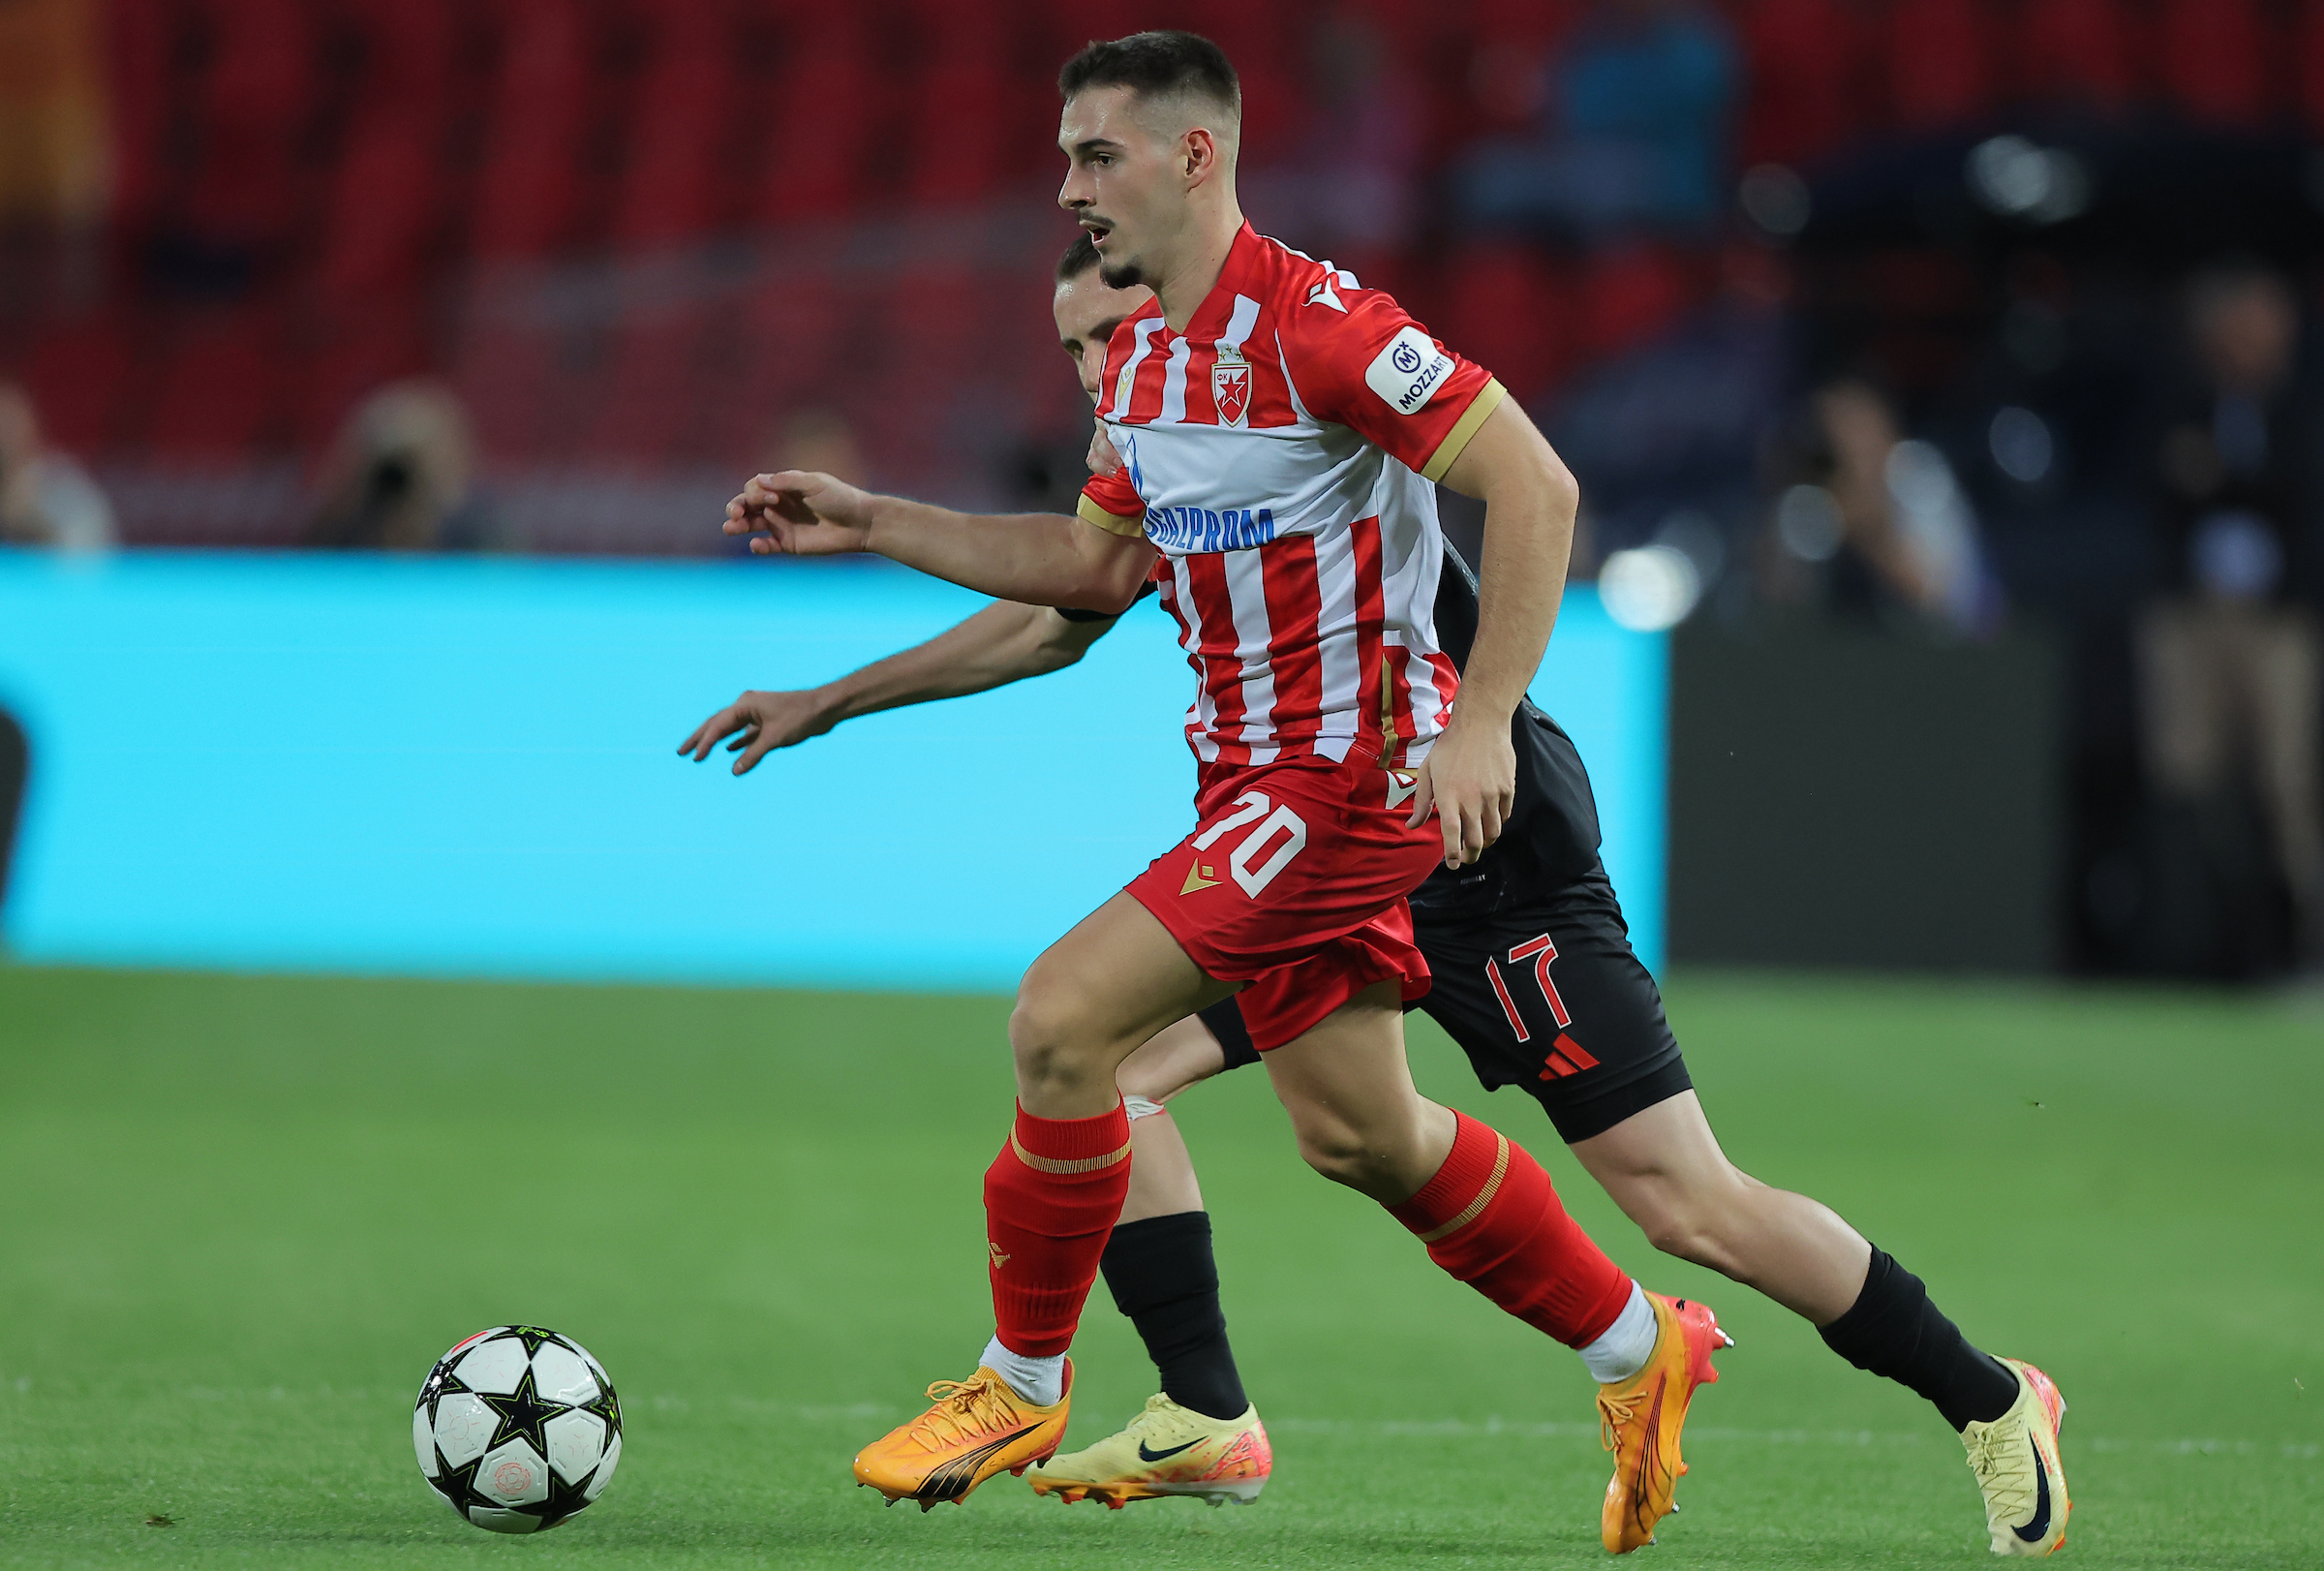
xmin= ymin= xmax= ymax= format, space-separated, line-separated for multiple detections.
xmin=852 ymin=1362 xmax=1072 ymax=1510
xmin=1598 ymin=1291 xmax=1730 ymax=1553
xmin=1026 ymin=1393 xmax=1271 ymax=1508
xmin=1963 ymin=1358 xmax=2070 ymax=1556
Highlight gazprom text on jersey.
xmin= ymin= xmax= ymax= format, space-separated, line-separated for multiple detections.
xmin=1146 ymin=506 xmax=1277 ymax=552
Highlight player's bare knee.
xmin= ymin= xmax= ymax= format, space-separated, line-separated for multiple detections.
xmin=1007 ymin=1020 xmax=1108 ymax=1100
xmin=1007 ymin=971 xmax=1114 ymax=1097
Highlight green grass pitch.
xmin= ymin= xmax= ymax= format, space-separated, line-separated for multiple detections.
xmin=0 ymin=964 xmax=2316 ymax=1568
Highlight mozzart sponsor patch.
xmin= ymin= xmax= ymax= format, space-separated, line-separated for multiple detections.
xmin=1364 ymin=324 xmax=1454 ymax=416
xmin=1145 ymin=505 xmax=1277 ymax=551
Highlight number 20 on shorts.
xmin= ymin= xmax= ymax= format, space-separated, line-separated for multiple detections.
xmin=1191 ymin=791 xmax=1308 ymax=898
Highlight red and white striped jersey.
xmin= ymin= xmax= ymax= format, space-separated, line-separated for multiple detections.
xmin=1079 ymin=223 xmax=1506 ymax=774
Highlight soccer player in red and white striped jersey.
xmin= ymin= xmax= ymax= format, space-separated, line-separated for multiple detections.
xmin=723 ymin=31 xmax=1738 ymax=1545
xmin=1075 ymin=221 xmax=1482 ymax=775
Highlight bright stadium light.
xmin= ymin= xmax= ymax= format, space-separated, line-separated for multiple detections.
xmin=1738 ymin=164 xmax=1812 ymax=237
xmin=1598 ymin=544 xmax=1701 ymax=632
xmin=1988 ymin=406 xmax=2054 ymax=484
xmin=1967 ymin=136 xmax=2091 ymax=225
xmin=1775 ymin=483 xmax=1844 ymax=562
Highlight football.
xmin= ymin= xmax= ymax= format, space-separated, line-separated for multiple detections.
xmin=413 ymin=1325 xmax=624 ymax=1534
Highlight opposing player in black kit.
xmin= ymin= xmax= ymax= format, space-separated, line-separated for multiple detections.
xmin=683 ymin=231 xmax=2071 ymax=1558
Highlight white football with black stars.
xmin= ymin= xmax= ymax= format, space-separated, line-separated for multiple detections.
xmin=413 ymin=1326 xmax=623 ymax=1533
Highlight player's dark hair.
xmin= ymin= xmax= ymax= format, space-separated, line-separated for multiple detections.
xmin=1056 ymin=232 xmax=1101 ymax=282
xmin=1058 ymin=31 xmax=1240 ymax=121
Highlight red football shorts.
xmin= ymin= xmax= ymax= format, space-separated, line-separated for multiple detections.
xmin=1125 ymin=748 xmax=1444 ymax=1051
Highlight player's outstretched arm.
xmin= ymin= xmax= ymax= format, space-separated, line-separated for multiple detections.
xmin=723 ymin=470 xmax=1153 ymax=615
xmin=1413 ymin=399 xmax=1579 ymax=867
xmin=677 ymin=601 xmax=1116 ymax=775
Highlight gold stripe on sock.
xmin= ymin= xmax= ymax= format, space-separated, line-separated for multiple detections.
xmin=1010 ymin=1133 xmax=1133 ymax=1176
xmin=1416 ymin=1131 xmax=1510 ymax=1244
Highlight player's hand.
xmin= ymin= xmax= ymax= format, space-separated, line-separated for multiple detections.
xmin=724 ymin=471 xmax=874 ymax=556
xmin=1087 ymin=424 xmax=1124 ymax=477
xmin=1406 ymin=713 xmax=1514 ymax=869
xmin=676 ymin=689 xmax=839 ymax=775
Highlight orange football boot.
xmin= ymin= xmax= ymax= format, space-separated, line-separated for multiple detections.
xmin=1598 ymin=1292 xmax=1730 ymax=1553
xmin=853 ymin=1362 xmax=1072 ymax=1511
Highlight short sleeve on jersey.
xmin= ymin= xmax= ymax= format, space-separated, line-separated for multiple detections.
xmin=1078 ymin=466 xmax=1145 ymax=538
xmin=1286 ymin=288 xmax=1507 ymax=483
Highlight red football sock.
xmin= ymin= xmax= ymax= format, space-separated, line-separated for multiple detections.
xmin=984 ymin=1101 xmax=1133 ymax=1359
xmin=1388 ymin=1111 xmax=1633 ymax=1347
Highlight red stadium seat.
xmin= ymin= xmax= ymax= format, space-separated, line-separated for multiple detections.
xmin=2017 ymin=0 xmax=2142 ymax=113
xmin=470 ymin=0 xmax=595 ymax=258
xmin=1735 ymin=0 xmax=1868 ymax=168
xmin=1886 ymin=0 xmax=1998 ymax=133
xmin=754 ymin=15 xmax=883 ymax=219
xmin=1575 ymin=242 xmax=1695 ymax=366
xmin=337 ymin=0 xmax=458 ymax=109
xmin=905 ymin=60 xmax=1015 ymax=205
xmin=1437 ymin=243 xmax=1570 ymax=406
xmin=17 ymin=313 xmax=140 ymax=457
xmin=2299 ymin=0 xmax=2324 ymax=137
xmin=609 ymin=0 xmax=738 ymax=246
xmin=317 ymin=117 xmax=443 ymax=299
xmin=182 ymin=0 xmax=321 ymax=246
xmin=101 ymin=0 xmax=181 ymax=243
xmin=611 ymin=82 xmax=735 ymax=244
xmin=141 ymin=308 xmax=284 ymax=457
xmin=2155 ymin=0 xmax=2273 ymax=128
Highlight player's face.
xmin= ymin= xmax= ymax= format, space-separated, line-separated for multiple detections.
xmin=1053 ymin=269 xmax=1155 ymax=403
xmin=1056 ymin=85 xmax=1183 ymax=291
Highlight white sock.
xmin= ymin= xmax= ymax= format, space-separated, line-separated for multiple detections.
xmin=980 ymin=1337 xmax=1065 ymax=1406
xmin=1579 ymin=1283 xmax=1659 ymax=1385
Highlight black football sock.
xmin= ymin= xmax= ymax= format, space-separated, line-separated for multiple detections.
xmin=1818 ymin=1246 xmax=2021 ymax=1432
xmin=1099 ymin=1211 xmax=1249 ymax=1423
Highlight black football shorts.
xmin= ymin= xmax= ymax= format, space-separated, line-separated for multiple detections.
xmin=1197 ymin=860 xmax=1690 ymax=1144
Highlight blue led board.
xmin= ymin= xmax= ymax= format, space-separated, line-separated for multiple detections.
xmin=0 ymin=551 xmax=1664 ymax=990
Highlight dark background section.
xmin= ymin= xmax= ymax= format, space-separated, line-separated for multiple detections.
xmin=0 ymin=706 xmax=25 ymax=918
xmin=1667 ymin=619 xmax=2064 ymax=971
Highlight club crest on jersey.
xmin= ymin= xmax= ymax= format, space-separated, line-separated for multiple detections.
xmin=1212 ymin=354 xmax=1251 ymax=427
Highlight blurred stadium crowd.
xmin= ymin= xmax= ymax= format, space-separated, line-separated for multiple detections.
xmin=7 ymin=0 xmax=2324 ymax=976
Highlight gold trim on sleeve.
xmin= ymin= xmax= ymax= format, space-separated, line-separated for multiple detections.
xmin=1419 ymin=377 xmax=1509 ymax=483
xmin=1078 ymin=493 xmax=1147 ymax=538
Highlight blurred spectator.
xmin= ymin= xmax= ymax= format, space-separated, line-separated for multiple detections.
xmin=1454 ymin=0 xmax=1737 ymax=245
xmin=0 ymin=381 xmax=114 ymax=550
xmin=1243 ymin=7 xmax=1424 ymax=263
xmin=1544 ymin=242 xmax=1790 ymax=604
xmin=2137 ymin=262 xmax=2324 ymax=959
xmin=307 ymin=381 xmax=500 ymax=551
xmin=1766 ymin=378 xmax=1997 ymax=633
xmin=765 ymin=409 xmax=869 ymax=488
